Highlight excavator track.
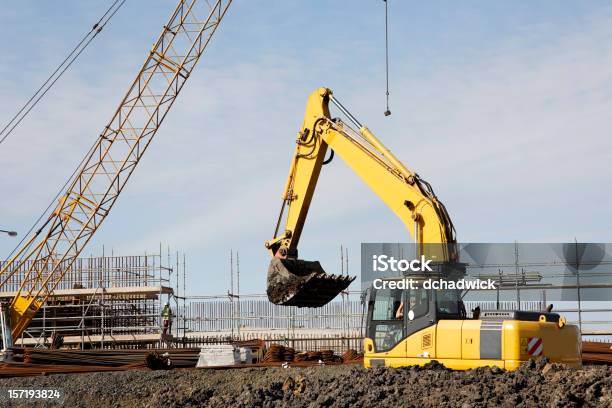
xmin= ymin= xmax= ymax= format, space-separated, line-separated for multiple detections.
xmin=267 ymin=258 xmax=355 ymax=307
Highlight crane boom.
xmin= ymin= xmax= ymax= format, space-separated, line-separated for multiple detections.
xmin=0 ymin=0 xmax=232 ymax=341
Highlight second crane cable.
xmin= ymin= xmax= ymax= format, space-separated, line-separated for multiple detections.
xmin=0 ymin=0 xmax=126 ymax=147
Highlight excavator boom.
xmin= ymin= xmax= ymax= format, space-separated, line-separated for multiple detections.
xmin=265 ymin=88 xmax=456 ymax=307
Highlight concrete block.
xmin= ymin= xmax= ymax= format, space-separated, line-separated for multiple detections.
xmin=197 ymin=344 xmax=239 ymax=367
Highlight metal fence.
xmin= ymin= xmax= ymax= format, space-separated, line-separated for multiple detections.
xmin=179 ymin=332 xmax=363 ymax=352
xmin=180 ymin=294 xmax=363 ymax=333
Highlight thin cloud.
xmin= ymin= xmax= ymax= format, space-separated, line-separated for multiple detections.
xmin=2 ymin=4 xmax=612 ymax=294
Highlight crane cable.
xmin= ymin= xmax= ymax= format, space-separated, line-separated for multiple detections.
xmin=2 ymin=0 xmax=126 ymax=262
xmin=383 ymin=0 xmax=391 ymax=116
xmin=0 ymin=0 xmax=126 ymax=147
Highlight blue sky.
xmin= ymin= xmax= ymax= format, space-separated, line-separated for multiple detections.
xmin=1 ymin=1 xmax=612 ymax=296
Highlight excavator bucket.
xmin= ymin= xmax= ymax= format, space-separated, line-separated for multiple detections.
xmin=267 ymin=257 xmax=355 ymax=307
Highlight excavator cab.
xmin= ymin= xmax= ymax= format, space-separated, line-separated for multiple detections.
xmin=365 ymin=272 xmax=466 ymax=354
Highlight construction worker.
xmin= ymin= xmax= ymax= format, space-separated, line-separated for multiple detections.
xmin=161 ymin=302 xmax=173 ymax=336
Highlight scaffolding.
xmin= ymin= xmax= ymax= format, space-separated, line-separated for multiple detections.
xmin=0 ymin=248 xmax=181 ymax=349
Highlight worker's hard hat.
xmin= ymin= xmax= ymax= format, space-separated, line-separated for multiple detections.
xmin=164 ymin=302 xmax=169 ymax=306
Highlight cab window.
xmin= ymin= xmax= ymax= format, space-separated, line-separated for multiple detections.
xmin=407 ymin=286 xmax=429 ymax=319
xmin=436 ymin=289 xmax=462 ymax=318
xmin=369 ymin=287 xmax=403 ymax=352
xmin=372 ymin=288 xmax=402 ymax=320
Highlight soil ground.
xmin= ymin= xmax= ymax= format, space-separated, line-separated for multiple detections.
xmin=0 ymin=360 xmax=610 ymax=407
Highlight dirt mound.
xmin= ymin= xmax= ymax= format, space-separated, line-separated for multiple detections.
xmin=0 ymin=359 xmax=610 ymax=407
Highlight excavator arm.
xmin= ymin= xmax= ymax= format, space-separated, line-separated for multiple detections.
xmin=265 ymin=87 xmax=457 ymax=307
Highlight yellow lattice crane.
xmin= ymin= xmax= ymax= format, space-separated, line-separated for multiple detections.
xmin=0 ymin=0 xmax=232 ymax=346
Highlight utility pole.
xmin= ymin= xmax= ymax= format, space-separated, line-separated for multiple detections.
xmin=230 ymin=250 xmax=234 ymax=338
xmin=236 ymin=251 xmax=240 ymax=337
xmin=514 ymin=242 xmax=520 ymax=311
xmin=575 ymin=238 xmax=583 ymax=332
xmin=183 ymin=253 xmax=186 ymax=341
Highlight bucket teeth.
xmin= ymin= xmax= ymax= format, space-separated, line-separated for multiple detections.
xmin=266 ymin=258 xmax=355 ymax=307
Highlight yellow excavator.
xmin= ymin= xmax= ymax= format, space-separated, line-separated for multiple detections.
xmin=265 ymin=87 xmax=581 ymax=370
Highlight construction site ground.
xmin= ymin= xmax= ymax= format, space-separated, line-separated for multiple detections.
xmin=0 ymin=359 xmax=610 ymax=407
